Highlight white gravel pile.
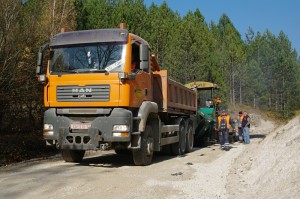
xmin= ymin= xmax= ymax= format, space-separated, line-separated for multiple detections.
xmin=227 ymin=115 xmax=300 ymax=199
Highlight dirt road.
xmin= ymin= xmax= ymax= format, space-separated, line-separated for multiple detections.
xmin=0 ymin=115 xmax=299 ymax=199
xmin=0 ymin=144 xmax=245 ymax=198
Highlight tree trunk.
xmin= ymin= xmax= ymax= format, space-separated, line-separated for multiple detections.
xmin=232 ymin=74 xmax=235 ymax=104
xmin=239 ymin=77 xmax=242 ymax=104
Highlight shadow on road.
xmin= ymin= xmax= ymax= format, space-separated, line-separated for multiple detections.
xmin=78 ymin=152 xmax=134 ymax=167
xmin=76 ymin=150 xmax=194 ymax=168
xmin=250 ymin=134 xmax=266 ymax=139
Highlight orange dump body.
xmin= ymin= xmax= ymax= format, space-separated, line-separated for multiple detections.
xmin=153 ymin=70 xmax=197 ymax=115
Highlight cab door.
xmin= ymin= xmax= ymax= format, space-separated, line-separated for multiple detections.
xmin=129 ymin=42 xmax=152 ymax=107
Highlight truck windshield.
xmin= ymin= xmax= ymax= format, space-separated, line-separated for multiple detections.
xmin=50 ymin=43 xmax=126 ymax=74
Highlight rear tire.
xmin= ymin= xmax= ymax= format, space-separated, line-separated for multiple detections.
xmin=61 ymin=149 xmax=85 ymax=163
xmin=185 ymin=124 xmax=194 ymax=153
xmin=171 ymin=121 xmax=186 ymax=155
xmin=132 ymin=125 xmax=154 ymax=166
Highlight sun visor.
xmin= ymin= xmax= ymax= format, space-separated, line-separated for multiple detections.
xmin=49 ymin=29 xmax=128 ymax=47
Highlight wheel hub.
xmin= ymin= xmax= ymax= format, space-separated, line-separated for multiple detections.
xmin=146 ymin=138 xmax=154 ymax=155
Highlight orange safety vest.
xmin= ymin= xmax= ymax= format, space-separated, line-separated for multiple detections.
xmin=237 ymin=115 xmax=244 ymax=128
xmin=217 ymin=115 xmax=231 ymax=129
xmin=239 ymin=115 xmax=244 ymax=121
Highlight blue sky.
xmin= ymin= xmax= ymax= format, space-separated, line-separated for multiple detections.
xmin=144 ymin=0 xmax=300 ymax=54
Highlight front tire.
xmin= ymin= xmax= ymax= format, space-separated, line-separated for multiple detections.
xmin=61 ymin=149 xmax=85 ymax=163
xmin=132 ymin=125 xmax=154 ymax=166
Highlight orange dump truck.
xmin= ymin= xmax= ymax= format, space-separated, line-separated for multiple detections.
xmin=36 ymin=24 xmax=197 ymax=165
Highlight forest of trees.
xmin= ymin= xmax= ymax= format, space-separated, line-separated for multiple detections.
xmin=0 ymin=0 xmax=299 ymax=135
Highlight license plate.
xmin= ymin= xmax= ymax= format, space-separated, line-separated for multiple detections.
xmin=70 ymin=123 xmax=91 ymax=130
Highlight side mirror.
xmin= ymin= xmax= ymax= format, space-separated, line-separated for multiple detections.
xmin=36 ymin=43 xmax=49 ymax=75
xmin=140 ymin=44 xmax=149 ymax=72
xmin=36 ymin=51 xmax=43 ymax=75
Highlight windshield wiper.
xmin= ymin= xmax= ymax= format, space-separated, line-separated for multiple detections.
xmin=52 ymin=69 xmax=78 ymax=74
xmin=52 ymin=68 xmax=108 ymax=75
xmin=72 ymin=68 xmax=108 ymax=73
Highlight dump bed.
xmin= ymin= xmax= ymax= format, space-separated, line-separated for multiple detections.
xmin=153 ymin=70 xmax=197 ymax=115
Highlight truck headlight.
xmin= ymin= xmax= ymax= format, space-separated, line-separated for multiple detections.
xmin=113 ymin=125 xmax=129 ymax=137
xmin=43 ymin=124 xmax=54 ymax=136
xmin=44 ymin=124 xmax=53 ymax=130
xmin=113 ymin=125 xmax=129 ymax=132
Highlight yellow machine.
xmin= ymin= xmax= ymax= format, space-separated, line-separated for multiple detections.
xmin=185 ymin=81 xmax=220 ymax=146
xmin=36 ymin=23 xmax=197 ymax=165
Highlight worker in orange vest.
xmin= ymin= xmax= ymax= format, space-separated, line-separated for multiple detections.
xmin=217 ymin=110 xmax=231 ymax=150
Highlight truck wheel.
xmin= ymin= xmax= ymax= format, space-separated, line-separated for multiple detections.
xmin=61 ymin=149 xmax=85 ymax=163
xmin=185 ymin=124 xmax=194 ymax=153
xmin=171 ymin=122 xmax=186 ymax=155
xmin=132 ymin=125 xmax=154 ymax=166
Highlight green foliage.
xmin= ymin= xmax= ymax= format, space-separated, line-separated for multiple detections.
xmin=245 ymin=29 xmax=300 ymax=118
xmin=164 ymin=9 xmax=213 ymax=84
xmin=0 ymin=0 xmax=77 ymax=134
xmin=83 ymin=0 xmax=114 ymax=28
xmin=144 ymin=1 xmax=180 ymax=67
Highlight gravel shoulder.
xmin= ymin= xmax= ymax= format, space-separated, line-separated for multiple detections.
xmin=227 ymin=116 xmax=300 ymax=199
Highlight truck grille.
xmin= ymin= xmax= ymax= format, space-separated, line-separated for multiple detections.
xmin=57 ymin=85 xmax=110 ymax=102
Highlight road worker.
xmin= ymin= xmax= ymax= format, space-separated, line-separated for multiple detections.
xmin=217 ymin=110 xmax=231 ymax=150
xmin=242 ymin=111 xmax=251 ymax=144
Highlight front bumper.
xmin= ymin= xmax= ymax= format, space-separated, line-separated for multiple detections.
xmin=43 ymin=108 xmax=132 ymax=150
